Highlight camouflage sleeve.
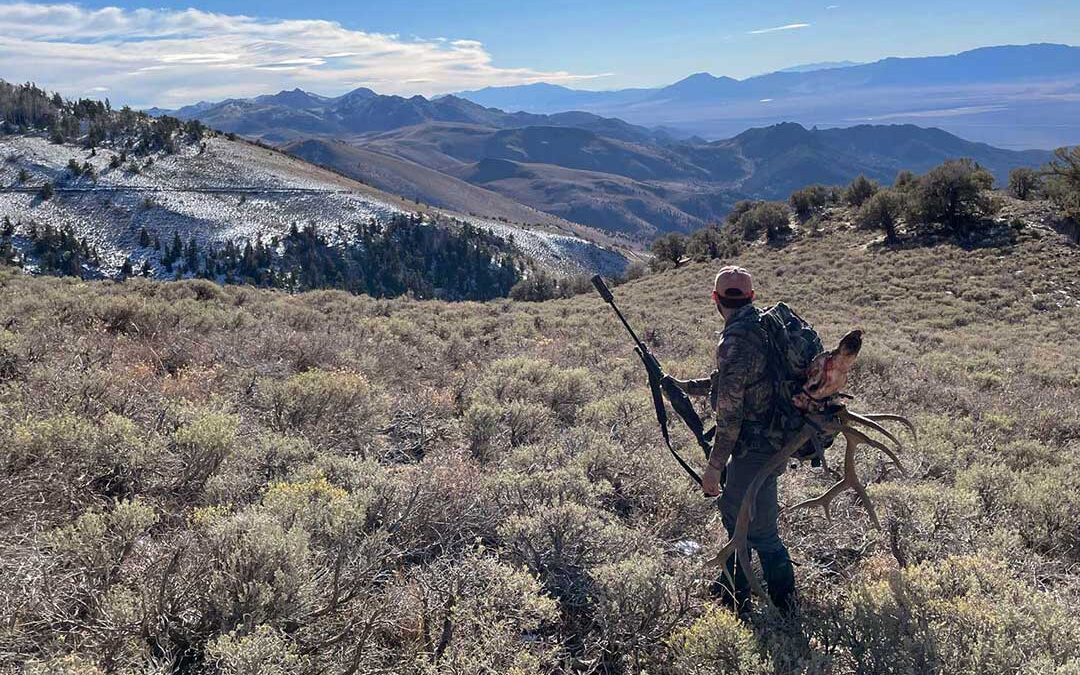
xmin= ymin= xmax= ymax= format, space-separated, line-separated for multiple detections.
xmin=708 ymin=335 xmax=752 ymax=469
xmin=680 ymin=376 xmax=713 ymax=397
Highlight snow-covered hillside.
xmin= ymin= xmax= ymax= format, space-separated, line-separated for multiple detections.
xmin=0 ymin=134 xmax=628 ymax=277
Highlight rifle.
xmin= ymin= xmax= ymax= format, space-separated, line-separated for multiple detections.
xmin=591 ymin=275 xmax=714 ymax=487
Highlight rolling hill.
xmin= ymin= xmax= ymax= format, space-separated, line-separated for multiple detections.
xmin=287 ymin=121 xmax=1051 ymax=239
xmin=153 ymin=59 xmax=1061 ymax=240
xmin=0 ymin=130 xmax=630 ymax=285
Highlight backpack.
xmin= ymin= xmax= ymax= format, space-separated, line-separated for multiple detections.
xmin=727 ymin=303 xmax=836 ymax=463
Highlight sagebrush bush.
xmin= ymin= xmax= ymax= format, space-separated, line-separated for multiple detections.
xmin=905 ymin=159 xmax=996 ymax=235
xmin=841 ymin=556 xmax=1080 ymax=674
xmin=259 ymin=369 xmax=385 ymax=456
xmin=0 ymin=212 xmax=1077 ymax=673
xmin=208 ymin=625 xmax=304 ymax=675
xmin=668 ymin=607 xmax=769 ymax=674
xmin=844 ymin=174 xmax=879 ymax=207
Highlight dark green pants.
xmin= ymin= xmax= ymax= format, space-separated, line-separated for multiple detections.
xmin=712 ymin=450 xmax=796 ymax=613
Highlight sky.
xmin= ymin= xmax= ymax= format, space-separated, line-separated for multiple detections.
xmin=0 ymin=0 xmax=1077 ymax=108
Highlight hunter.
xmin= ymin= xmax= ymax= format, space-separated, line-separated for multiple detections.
xmin=665 ymin=266 xmax=797 ymax=615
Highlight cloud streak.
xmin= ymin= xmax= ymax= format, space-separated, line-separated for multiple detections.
xmin=0 ymin=2 xmax=604 ymax=108
xmin=748 ymin=23 xmax=811 ymax=35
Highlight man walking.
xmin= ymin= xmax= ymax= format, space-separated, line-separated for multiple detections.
xmin=666 ymin=266 xmax=797 ymax=615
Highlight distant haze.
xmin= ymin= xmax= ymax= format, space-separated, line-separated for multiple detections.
xmin=452 ymin=44 xmax=1080 ymax=150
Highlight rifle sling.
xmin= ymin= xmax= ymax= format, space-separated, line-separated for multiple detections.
xmin=638 ymin=349 xmax=703 ymax=486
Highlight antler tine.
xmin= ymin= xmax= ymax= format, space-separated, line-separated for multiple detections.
xmin=840 ymin=413 xmax=907 ymax=475
xmin=786 ymin=425 xmax=885 ymax=527
xmin=841 ymin=411 xmax=905 ymax=455
xmin=705 ymin=424 xmax=817 ymax=601
xmin=858 ymin=413 xmax=918 ymax=446
xmin=785 ymin=426 xmax=882 ymax=528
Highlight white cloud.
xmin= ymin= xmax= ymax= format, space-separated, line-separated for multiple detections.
xmin=0 ymin=2 xmax=603 ymax=108
xmin=748 ymin=23 xmax=811 ymax=35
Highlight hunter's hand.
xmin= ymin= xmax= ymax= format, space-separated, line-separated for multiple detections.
xmin=661 ymin=375 xmax=687 ymax=392
xmin=702 ymin=464 xmax=723 ymax=498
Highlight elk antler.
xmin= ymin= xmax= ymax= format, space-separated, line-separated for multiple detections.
xmin=704 ymin=329 xmax=917 ymax=604
xmin=704 ymin=408 xmax=915 ymax=602
xmin=784 ymin=410 xmax=912 ymax=527
xmin=704 ymin=422 xmax=819 ymax=600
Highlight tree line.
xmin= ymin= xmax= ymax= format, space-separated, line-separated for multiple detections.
xmin=0 ymin=80 xmax=207 ymax=153
xmin=1 ymin=213 xmax=524 ymax=301
xmin=650 ymin=151 xmax=1080 ymax=268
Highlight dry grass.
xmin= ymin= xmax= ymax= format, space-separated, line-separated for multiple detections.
xmin=0 ymin=211 xmax=1077 ymax=673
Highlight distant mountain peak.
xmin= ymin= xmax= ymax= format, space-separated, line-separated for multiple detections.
xmin=674 ymin=72 xmax=737 ymax=85
xmin=337 ymin=86 xmax=378 ymax=101
xmin=253 ymin=88 xmax=327 ymax=108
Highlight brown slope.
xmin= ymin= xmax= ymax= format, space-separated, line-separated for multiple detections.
xmin=361 ymin=122 xmax=741 ymax=182
xmin=453 ymin=158 xmax=734 ymax=238
xmin=285 ymin=138 xmax=567 ymax=228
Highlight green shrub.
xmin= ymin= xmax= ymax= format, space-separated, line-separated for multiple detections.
xmin=1008 ymin=167 xmax=1042 ymax=200
xmin=893 ymin=170 xmax=917 ymax=190
xmin=402 ymin=553 xmax=559 ymax=673
xmin=173 ymin=406 xmax=240 ymax=493
xmin=844 ymin=174 xmax=880 ymax=207
xmin=857 ymin=189 xmax=906 ymax=243
xmin=790 ymin=184 xmax=831 ymax=220
xmin=1045 ymin=146 xmax=1080 ymax=228
xmin=650 ymin=233 xmax=688 ymax=270
xmin=259 ymin=370 xmax=385 ymax=455
xmin=725 ymin=200 xmax=760 ymax=227
xmin=732 ymin=201 xmax=790 ymax=241
xmin=45 ymin=499 xmax=158 ymax=591
xmin=191 ymin=505 xmax=313 ymax=632
xmin=842 ymin=556 xmax=1080 ymax=674
xmin=26 ymin=655 xmax=106 ymax=675
xmin=870 ymin=483 xmax=979 ymax=567
xmin=509 ymin=269 xmax=559 ymax=301
xmin=207 ymin=624 xmax=304 ymax=675
xmin=591 ymin=554 xmax=695 ymax=670
xmin=668 ymin=607 xmax=769 ymax=674
xmin=905 ymin=159 xmax=996 ymax=236
xmin=686 ymin=225 xmax=741 ymax=261
xmin=471 ymin=357 xmax=595 ymax=425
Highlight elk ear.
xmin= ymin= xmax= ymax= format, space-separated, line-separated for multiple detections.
xmin=837 ymin=329 xmax=863 ymax=357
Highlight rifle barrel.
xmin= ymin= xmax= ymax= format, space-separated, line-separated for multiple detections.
xmin=591 ymin=275 xmax=645 ymax=348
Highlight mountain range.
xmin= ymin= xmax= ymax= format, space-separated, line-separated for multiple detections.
xmin=160 ymin=88 xmax=669 ymax=145
xmin=152 ymin=44 xmax=1068 ymax=239
xmin=454 ymin=44 xmax=1080 ymax=150
xmin=280 ymin=120 xmax=1050 ymax=239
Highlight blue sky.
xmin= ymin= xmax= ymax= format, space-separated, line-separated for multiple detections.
xmin=0 ymin=0 xmax=1076 ymax=107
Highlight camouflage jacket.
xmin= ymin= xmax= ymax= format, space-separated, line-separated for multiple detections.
xmin=683 ymin=305 xmax=773 ymax=468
